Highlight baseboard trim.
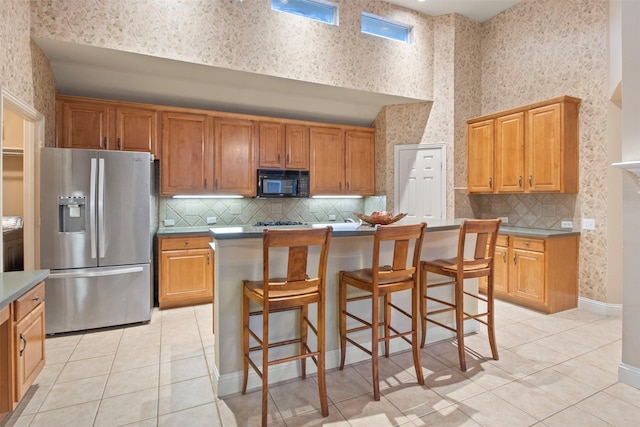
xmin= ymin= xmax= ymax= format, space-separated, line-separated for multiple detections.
xmin=619 ymin=363 xmax=640 ymax=390
xmin=578 ymin=296 xmax=623 ymax=317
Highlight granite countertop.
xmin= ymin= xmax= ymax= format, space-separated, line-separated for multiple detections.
xmin=158 ymin=220 xmax=580 ymax=240
xmin=0 ymin=269 xmax=50 ymax=309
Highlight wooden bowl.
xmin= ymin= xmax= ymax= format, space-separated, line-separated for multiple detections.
xmin=355 ymin=212 xmax=407 ymax=226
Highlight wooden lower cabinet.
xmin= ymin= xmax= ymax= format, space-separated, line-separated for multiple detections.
xmin=0 ymin=281 xmax=46 ymax=423
xmin=159 ymin=236 xmax=213 ymax=309
xmin=14 ymin=303 xmax=45 ymax=402
xmin=480 ymin=234 xmax=578 ymax=313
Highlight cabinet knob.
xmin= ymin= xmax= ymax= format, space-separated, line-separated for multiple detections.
xmin=184 ymin=240 xmax=189 ymax=246
xmin=524 ymin=241 xmax=529 ymax=246
xmin=32 ymin=295 xmax=40 ymax=302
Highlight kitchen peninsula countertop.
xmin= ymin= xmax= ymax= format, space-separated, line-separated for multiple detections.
xmin=0 ymin=269 xmax=50 ymax=309
xmin=158 ymin=221 xmax=580 ymax=240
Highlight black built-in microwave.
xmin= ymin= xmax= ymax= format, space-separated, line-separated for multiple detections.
xmin=257 ymin=169 xmax=310 ymax=198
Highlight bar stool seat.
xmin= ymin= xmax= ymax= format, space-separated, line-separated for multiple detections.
xmin=420 ymin=218 xmax=501 ymax=371
xmin=242 ymin=227 xmax=332 ymax=426
xmin=338 ymin=222 xmax=426 ymax=401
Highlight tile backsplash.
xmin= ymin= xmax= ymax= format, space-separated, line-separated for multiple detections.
xmin=159 ymin=196 xmax=387 ymax=227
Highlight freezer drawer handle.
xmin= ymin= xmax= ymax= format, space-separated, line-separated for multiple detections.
xmin=48 ymin=266 xmax=144 ymax=279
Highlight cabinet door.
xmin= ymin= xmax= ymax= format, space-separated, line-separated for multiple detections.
xmin=285 ymin=125 xmax=310 ymax=170
xmin=159 ymin=238 xmax=213 ymax=309
xmin=14 ymin=303 xmax=45 ymax=403
xmin=511 ymin=248 xmax=545 ymax=304
xmin=160 ymin=112 xmax=213 ymax=196
xmin=493 ymin=244 xmax=509 ymax=295
xmin=115 ymin=107 xmax=158 ymax=155
xmin=526 ymin=103 xmax=562 ymax=192
xmin=0 ymin=305 xmax=12 ymax=417
xmin=345 ymin=130 xmax=375 ymax=195
xmin=309 ymin=127 xmax=345 ymax=195
xmin=495 ymin=112 xmax=525 ymax=193
xmin=214 ymin=118 xmax=257 ymax=196
xmin=258 ymin=122 xmax=285 ymax=169
xmin=60 ymin=101 xmax=111 ymax=149
xmin=467 ymin=119 xmax=495 ymax=193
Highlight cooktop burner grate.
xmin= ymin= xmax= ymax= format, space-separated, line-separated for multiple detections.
xmin=253 ymin=221 xmax=307 ymax=226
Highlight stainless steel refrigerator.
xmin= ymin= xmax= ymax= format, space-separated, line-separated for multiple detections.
xmin=40 ymin=147 xmax=152 ymax=334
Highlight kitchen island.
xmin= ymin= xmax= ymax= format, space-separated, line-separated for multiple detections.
xmin=208 ymin=220 xmax=467 ymax=397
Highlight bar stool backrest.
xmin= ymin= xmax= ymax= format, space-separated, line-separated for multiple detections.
xmin=262 ymin=227 xmax=332 ymax=295
xmin=372 ymin=223 xmax=426 ymax=282
xmin=455 ymin=219 xmax=502 ymax=274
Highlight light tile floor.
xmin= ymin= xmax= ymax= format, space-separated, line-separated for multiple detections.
xmin=2 ymin=299 xmax=640 ymax=426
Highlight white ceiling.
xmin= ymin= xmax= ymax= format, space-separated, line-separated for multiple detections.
xmin=35 ymin=1 xmax=522 ymax=127
xmin=382 ymin=0 xmax=522 ymax=23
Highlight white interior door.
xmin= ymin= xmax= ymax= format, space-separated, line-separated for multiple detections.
xmin=394 ymin=144 xmax=445 ymax=221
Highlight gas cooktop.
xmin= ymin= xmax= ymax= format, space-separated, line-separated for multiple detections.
xmin=253 ymin=221 xmax=307 ymax=227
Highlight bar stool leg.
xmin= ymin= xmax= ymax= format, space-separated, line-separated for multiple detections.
xmin=339 ymin=272 xmax=347 ymax=370
xmin=487 ymin=273 xmax=499 ymax=360
xmin=383 ymin=294 xmax=391 ymax=358
xmin=261 ymin=311 xmax=269 ymax=427
xmin=371 ymin=289 xmax=380 ymax=401
xmin=317 ymin=298 xmax=329 ymax=417
xmin=300 ymin=305 xmax=308 ymax=379
xmin=455 ymin=271 xmax=466 ymax=372
xmin=242 ymin=293 xmax=250 ymax=394
xmin=412 ymin=277 xmax=425 ymax=385
xmin=420 ymin=269 xmax=428 ymax=348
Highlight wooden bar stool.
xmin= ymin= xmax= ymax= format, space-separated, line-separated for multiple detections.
xmin=241 ymin=227 xmax=332 ymax=426
xmin=338 ymin=222 xmax=426 ymax=401
xmin=420 ymin=218 xmax=501 ymax=371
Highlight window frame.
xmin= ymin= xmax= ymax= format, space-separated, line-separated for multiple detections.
xmin=271 ymin=0 xmax=339 ymax=26
xmin=360 ymin=12 xmax=412 ymax=43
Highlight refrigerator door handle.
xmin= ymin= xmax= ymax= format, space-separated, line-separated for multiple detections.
xmin=90 ymin=158 xmax=98 ymax=259
xmin=98 ymin=157 xmax=106 ymax=258
xmin=48 ymin=266 xmax=144 ymax=279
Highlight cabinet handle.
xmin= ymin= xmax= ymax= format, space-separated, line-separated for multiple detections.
xmin=489 ymin=177 xmax=493 ymax=188
xmin=524 ymin=241 xmax=530 ymax=247
xmin=346 ymin=182 xmax=350 ymax=191
xmin=32 ymin=295 xmax=40 ymax=302
xmin=102 ymin=137 xmax=107 ymax=149
xmin=502 ymin=252 xmax=506 ymax=263
xmin=207 ymin=252 xmax=210 ymax=265
xmin=215 ymin=179 xmax=218 ymax=190
xmin=117 ymin=137 xmax=121 ymax=150
xmin=339 ymin=182 xmax=342 ymax=191
xmin=529 ymin=175 xmax=533 ymax=187
xmin=518 ymin=176 xmax=522 ymax=187
xmin=184 ymin=240 xmax=189 ymax=246
xmin=513 ymin=254 xmax=517 ymax=265
xmin=19 ymin=333 xmax=27 ymax=356
xmin=277 ymin=154 xmax=281 ymax=163
xmin=286 ymin=154 xmax=290 ymax=164
xmin=204 ymin=179 xmax=207 ymax=189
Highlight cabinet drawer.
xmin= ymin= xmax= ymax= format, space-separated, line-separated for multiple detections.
xmin=496 ymin=234 xmax=509 ymax=247
xmin=513 ymin=237 xmax=544 ymax=252
xmin=14 ymin=282 xmax=45 ymax=322
xmin=160 ymin=236 xmax=211 ymax=251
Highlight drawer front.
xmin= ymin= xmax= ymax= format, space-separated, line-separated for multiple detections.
xmin=14 ymin=282 xmax=45 ymax=322
xmin=496 ymin=234 xmax=509 ymax=247
xmin=160 ymin=236 xmax=211 ymax=251
xmin=513 ymin=237 xmax=545 ymax=252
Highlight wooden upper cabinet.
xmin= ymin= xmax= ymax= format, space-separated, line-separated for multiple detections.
xmin=309 ymin=127 xmax=345 ymax=195
xmin=258 ymin=123 xmax=309 ymax=170
xmin=214 ymin=117 xmax=257 ymax=196
xmin=258 ymin=122 xmax=285 ymax=169
xmin=115 ymin=107 xmax=158 ymax=154
xmin=495 ymin=112 xmax=525 ymax=193
xmin=285 ymin=124 xmax=310 ymax=170
xmin=59 ymin=100 xmax=111 ymax=150
xmin=467 ymin=119 xmax=494 ymax=193
xmin=345 ymin=130 xmax=374 ymax=196
xmin=527 ymin=101 xmax=579 ymax=193
xmin=56 ymin=96 xmax=159 ymax=157
xmin=467 ymin=96 xmax=580 ymax=194
xmin=160 ymin=112 xmax=213 ymax=196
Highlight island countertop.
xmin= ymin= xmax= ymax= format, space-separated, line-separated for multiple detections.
xmin=0 ymin=270 xmax=50 ymax=309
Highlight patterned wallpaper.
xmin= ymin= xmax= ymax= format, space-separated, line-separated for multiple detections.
xmin=474 ymin=0 xmax=609 ymax=302
xmin=23 ymin=0 xmax=613 ymax=302
xmin=1 ymin=0 xmax=56 ymax=146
